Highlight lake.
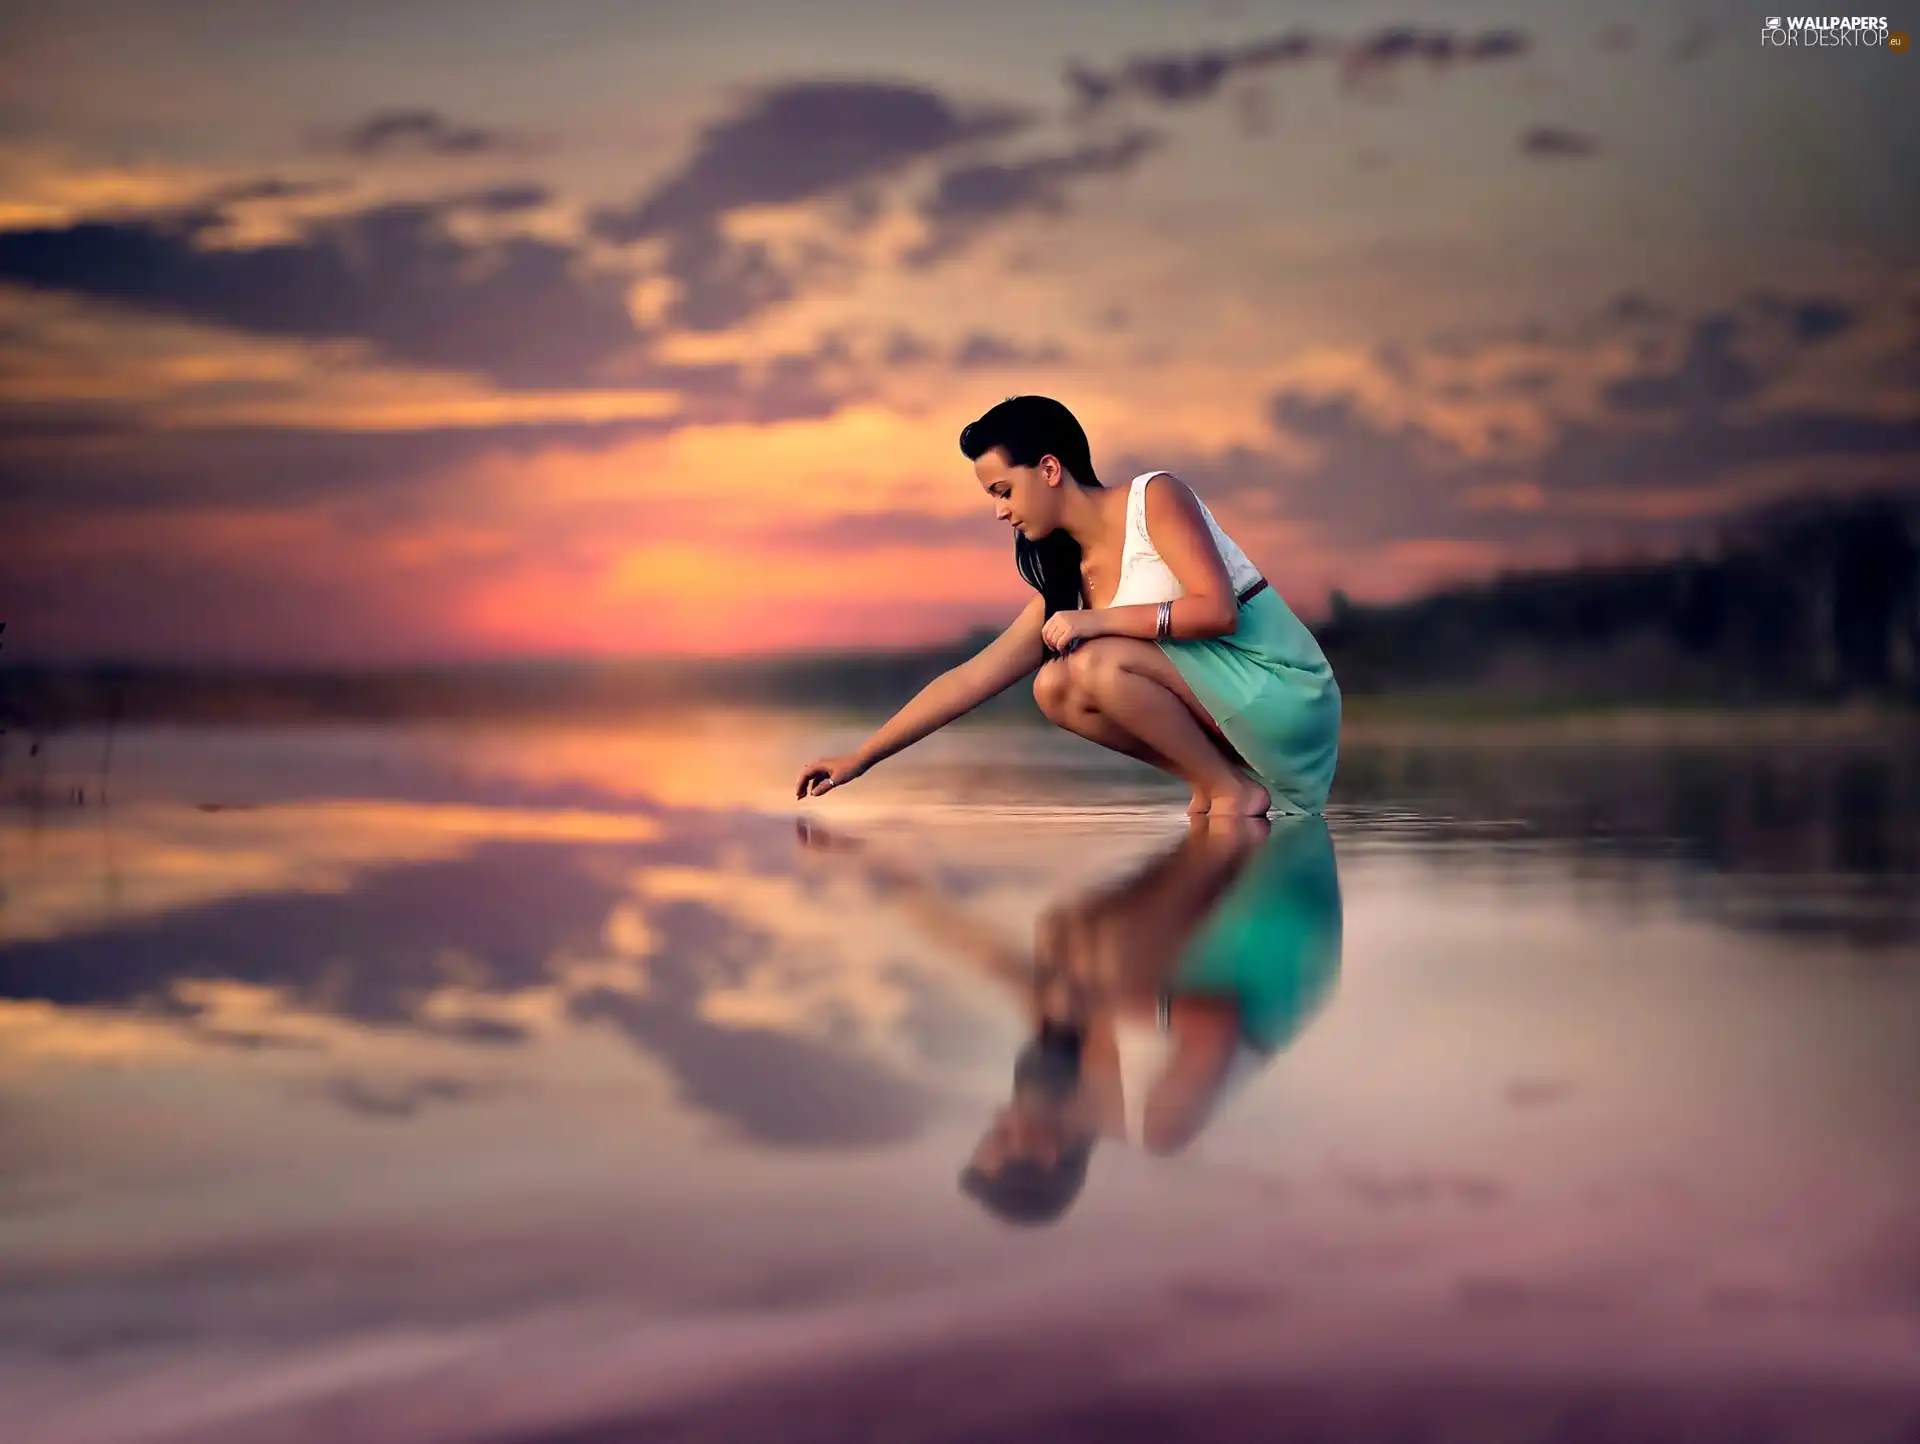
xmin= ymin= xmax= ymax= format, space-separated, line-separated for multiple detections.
xmin=2 ymin=711 xmax=1917 ymax=1443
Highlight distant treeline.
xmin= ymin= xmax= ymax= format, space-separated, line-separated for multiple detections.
xmin=3 ymin=488 xmax=1917 ymax=729
xmin=1317 ymin=488 xmax=1920 ymax=702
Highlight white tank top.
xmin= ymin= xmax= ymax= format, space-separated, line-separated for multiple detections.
xmin=1103 ymin=471 xmax=1263 ymax=609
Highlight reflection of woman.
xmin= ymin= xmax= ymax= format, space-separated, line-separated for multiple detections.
xmin=796 ymin=812 xmax=1343 ymax=1227
xmin=795 ymin=395 xmax=1341 ymax=817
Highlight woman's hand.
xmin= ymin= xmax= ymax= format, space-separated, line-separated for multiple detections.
xmin=795 ymin=752 xmax=868 ymax=800
xmin=1040 ymin=607 xmax=1108 ymax=655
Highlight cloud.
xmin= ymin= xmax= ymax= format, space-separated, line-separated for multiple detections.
xmin=912 ymin=130 xmax=1162 ymax=265
xmin=882 ymin=329 xmax=935 ymax=366
xmin=1670 ymin=22 xmax=1716 ymax=63
xmin=1600 ymin=315 xmax=1760 ymax=412
xmin=583 ymin=80 xmax=1034 ymax=330
xmin=781 ymin=509 xmax=989 ymax=552
xmin=0 ymin=194 xmax=643 ymax=387
xmin=1065 ymin=26 xmax=1528 ymax=111
xmin=1065 ymin=31 xmax=1326 ymax=110
xmin=570 ymin=885 xmax=945 ymax=1148
xmin=1749 ymin=293 xmax=1857 ymax=346
xmin=327 ymin=107 xmax=525 ymax=159
xmin=592 ymin=80 xmax=1028 ymax=244
xmin=1519 ymin=125 xmax=1600 ymax=160
xmin=0 ymin=412 xmax=670 ymax=514
xmin=198 ymin=177 xmax=346 ymax=206
xmin=1196 ymin=289 xmax=1920 ymax=565
xmin=0 ymin=821 xmax=946 ymax=1148
xmin=1339 ymin=26 xmax=1532 ymax=90
xmin=952 ymin=331 xmax=1069 ymax=368
xmin=576 ymin=987 xmax=938 ymax=1148
xmin=319 ymin=1073 xmax=504 ymax=1120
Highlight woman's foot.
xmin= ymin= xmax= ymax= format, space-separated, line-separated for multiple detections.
xmin=1186 ymin=788 xmax=1211 ymax=815
xmin=1206 ymin=780 xmax=1271 ymax=817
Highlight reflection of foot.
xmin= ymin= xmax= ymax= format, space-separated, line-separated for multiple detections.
xmin=1202 ymin=810 xmax=1272 ymax=843
xmin=1207 ymin=780 xmax=1271 ymax=817
xmin=1186 ymin=789 xmax=1210 ymax=815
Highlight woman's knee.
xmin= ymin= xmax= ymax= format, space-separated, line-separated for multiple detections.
xmin=1032 ymin=658 xmax=1077 ymax=718
xmin=1067 ymin=638 xmax=1129 ymax=698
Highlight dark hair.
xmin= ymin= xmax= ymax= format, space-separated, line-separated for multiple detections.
xmin=958 ymin=395 xmax=1103 ymax=621
xmin=957 ymin=1023 xmax=1094 ymax=1228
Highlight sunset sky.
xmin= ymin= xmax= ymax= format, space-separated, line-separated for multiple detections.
xmin=0 ymin=0 xmax=1914 ymax=663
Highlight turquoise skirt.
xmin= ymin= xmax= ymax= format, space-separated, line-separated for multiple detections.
xmin=1159 ymin=586 xmax=1342 ymax=816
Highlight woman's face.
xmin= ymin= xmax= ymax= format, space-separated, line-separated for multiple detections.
xmin=974 ymin=448 xmax=1063 ymax=539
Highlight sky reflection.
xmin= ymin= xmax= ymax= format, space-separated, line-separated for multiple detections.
xmin=1 ymin=719 xmax=1917 ymax=1442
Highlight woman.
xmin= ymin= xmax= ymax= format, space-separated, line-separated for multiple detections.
xmin=794 ymin=395 xmax=1341 ymax=817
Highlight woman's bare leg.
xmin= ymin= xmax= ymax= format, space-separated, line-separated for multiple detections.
xmin=1036 ymin=643 xmax=1270 ymax=816
xmin=1033 ymin=658 xmax=1210 ymax=809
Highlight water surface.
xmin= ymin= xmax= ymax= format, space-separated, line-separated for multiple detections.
xmin=2 ymin=712 xmax=1917 ymax=1442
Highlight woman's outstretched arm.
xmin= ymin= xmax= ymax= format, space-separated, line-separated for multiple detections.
xmin=796 ymin=594 xmax=1046 ymax=798
xmin=795 ymin=819 xmax=1035 ymax=999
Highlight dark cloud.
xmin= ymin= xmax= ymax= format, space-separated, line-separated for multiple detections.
xmin=583 ymin=81 xmax=1030 ymax=332
xmin=0 ymin=196 xmax=641 ymax=387
xmin=575 ymin=987 xmax=938 ymax=1149
xmin=1597 ymin=23 xmax=1636 ymax=52
xmin=0 ymin=343 xmax=852 ymax=530
xmin=1066 ymin=31 xmax=1326 ymax=111
xmin=1212 ymin=291 xmax=1920 ymax=555
xmin=912 ymin=130 xmax=1162 ymax=266
xmin=0 ymin=813 xmax=947 ymax=1149
xmin=1519 ymin=125 xmax=1600 ymax=160
xmin=658 ymin=221 xmax=797 ymax=332
xmin=1495 ymin=365 xmax=1557 ymax=397
xmin=198 ymin=177 xmax=346 ymax=206
xmin=1670 ymin=22 xmax=1716 ymax=63
xmin=882 ymin=329 xmax=936 ymax=366
xmin=320 ymin=1074 xmax=504 ymax=1120
xmin=329 ymin=107 xmax=522 ymax=159
xmin=1606 ymin=290 xmax=1671 ymax=326
xmin=0 ymin=841 xmax=637 ymax=1025
xmin=1339 ymin=27 xmax=1532 ymax=90
xmin=568 ymin=880 xmax=945 ymax=1149
xmin=953 ymin=332 xmax=1069 ymax=369
xmin=1748 ymin=292 xmax=1857 ymax=346
xmin=593 ymin=80 xmax=1028 ymax=244
xmin=1601 ymin=315 xmax=1760 ymax=412
xmin=1537 ymin=406 xmax=1920 ymax=493
xmin=1066 ymin=26 xmax=1528 ymax=111
xmin=463 ymin=183 xmax=552 ymax=213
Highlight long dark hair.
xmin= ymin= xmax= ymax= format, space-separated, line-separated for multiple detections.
xmin=957 ymin=395 xmax=1103 ymax=620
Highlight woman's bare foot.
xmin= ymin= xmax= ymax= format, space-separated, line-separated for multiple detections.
xmin=1186 ymin=789 xmax=1211 ymax=815
xmin=1206 ymin=779 xmax=1271 ymax=816
xmin=1200 ymin=809 xmax=1271 ymax=845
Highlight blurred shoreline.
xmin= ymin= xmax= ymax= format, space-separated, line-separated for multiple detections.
xmin=0 ymin=658 xmax=1913 ymax=743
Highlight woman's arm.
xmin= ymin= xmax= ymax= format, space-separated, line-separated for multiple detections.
xmin=1039 ymin=474 xmax=1238 ymax=653
xmin=797 ymin=594 xmax=1046 ymax=797
xmin=795 ymin=820 xmax=1036 ymax=998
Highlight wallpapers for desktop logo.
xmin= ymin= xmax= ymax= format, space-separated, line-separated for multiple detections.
xmin=1761 ymin=14 xmax=1902 ymax=45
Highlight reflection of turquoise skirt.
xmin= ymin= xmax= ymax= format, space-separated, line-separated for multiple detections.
xmin=1160 ymin=586 xmax=1342 ymax=816
xmin=1171 ymin=815 xmax=1343 ymax=1053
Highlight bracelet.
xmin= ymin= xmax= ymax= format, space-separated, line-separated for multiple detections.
xmin=1155 ymin=600 xmax=1173 ymax=641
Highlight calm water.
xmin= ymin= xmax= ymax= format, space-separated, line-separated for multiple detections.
xmin=2 ymin=712 xmax=1918 ymax=1443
